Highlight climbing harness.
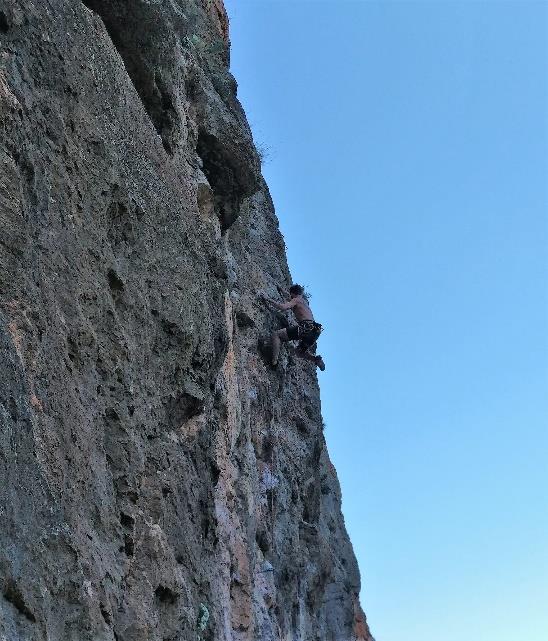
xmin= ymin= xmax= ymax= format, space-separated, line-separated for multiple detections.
xmin=292 ymin=319 xmax=323 ymax=354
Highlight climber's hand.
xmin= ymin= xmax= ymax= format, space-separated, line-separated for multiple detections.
xmin=276 ymin=284 xmax=290 ymax=298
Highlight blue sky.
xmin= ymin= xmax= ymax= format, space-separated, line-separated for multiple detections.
xmin=224 ymin=2 xmax=548 ymax=640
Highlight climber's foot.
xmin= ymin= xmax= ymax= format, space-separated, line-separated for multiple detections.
xmin=315 ymin=355 xmax=325 ymax=371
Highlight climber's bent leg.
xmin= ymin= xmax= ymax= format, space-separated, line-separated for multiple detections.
xmin=271 ymin=328 xmax=288 ymax=366
xmin=295 ymin=343 xmax=325 ymax=371
xmin=295 ymin=349 xmax=326 ymax=371
xmin=295 ymin=349 xmax=316 ymax=363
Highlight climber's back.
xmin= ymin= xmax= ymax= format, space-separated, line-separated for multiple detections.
xmin=289 ymin=294 xmax=314 ymax=322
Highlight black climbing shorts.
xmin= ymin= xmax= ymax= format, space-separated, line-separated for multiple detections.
xmin=287 ymin=320 xmax=323 ymax=353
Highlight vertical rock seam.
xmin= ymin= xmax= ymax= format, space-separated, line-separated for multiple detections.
xmin=0 ymin=1 xmax=374 ymax=640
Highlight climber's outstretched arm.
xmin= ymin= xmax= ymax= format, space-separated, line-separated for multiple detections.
xmin=276 ymin=284 xmax=291 ymax=299
xmin=261 ymin=295 xmax=297 ymax=312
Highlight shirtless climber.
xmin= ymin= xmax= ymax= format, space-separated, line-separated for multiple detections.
xmin=260 ymin=284 xmax=326 ymax=371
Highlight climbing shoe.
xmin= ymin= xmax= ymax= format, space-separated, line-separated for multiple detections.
xmin=315 ymin=356 xmax=325 ymax=371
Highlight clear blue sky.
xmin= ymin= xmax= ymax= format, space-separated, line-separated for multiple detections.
xmin=224 ymin=2 xmax=548 ymax=640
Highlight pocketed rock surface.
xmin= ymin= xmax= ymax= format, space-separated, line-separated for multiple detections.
xmin=0 ymin=1 xmax=373 ymax=639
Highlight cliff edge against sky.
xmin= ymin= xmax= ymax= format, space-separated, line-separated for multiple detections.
xmin=0 ymin=1 xmax=373 ymax=639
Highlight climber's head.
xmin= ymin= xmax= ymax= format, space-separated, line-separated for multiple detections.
xmin=289 ymin=284 xmax=304 ymax=298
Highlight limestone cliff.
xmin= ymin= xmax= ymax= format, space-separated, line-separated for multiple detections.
xmin=0 ymin=1 xmax=373 ymax=639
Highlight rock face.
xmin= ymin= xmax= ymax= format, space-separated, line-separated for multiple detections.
xmin=0 ymin=1 xmax=373 ymax=640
